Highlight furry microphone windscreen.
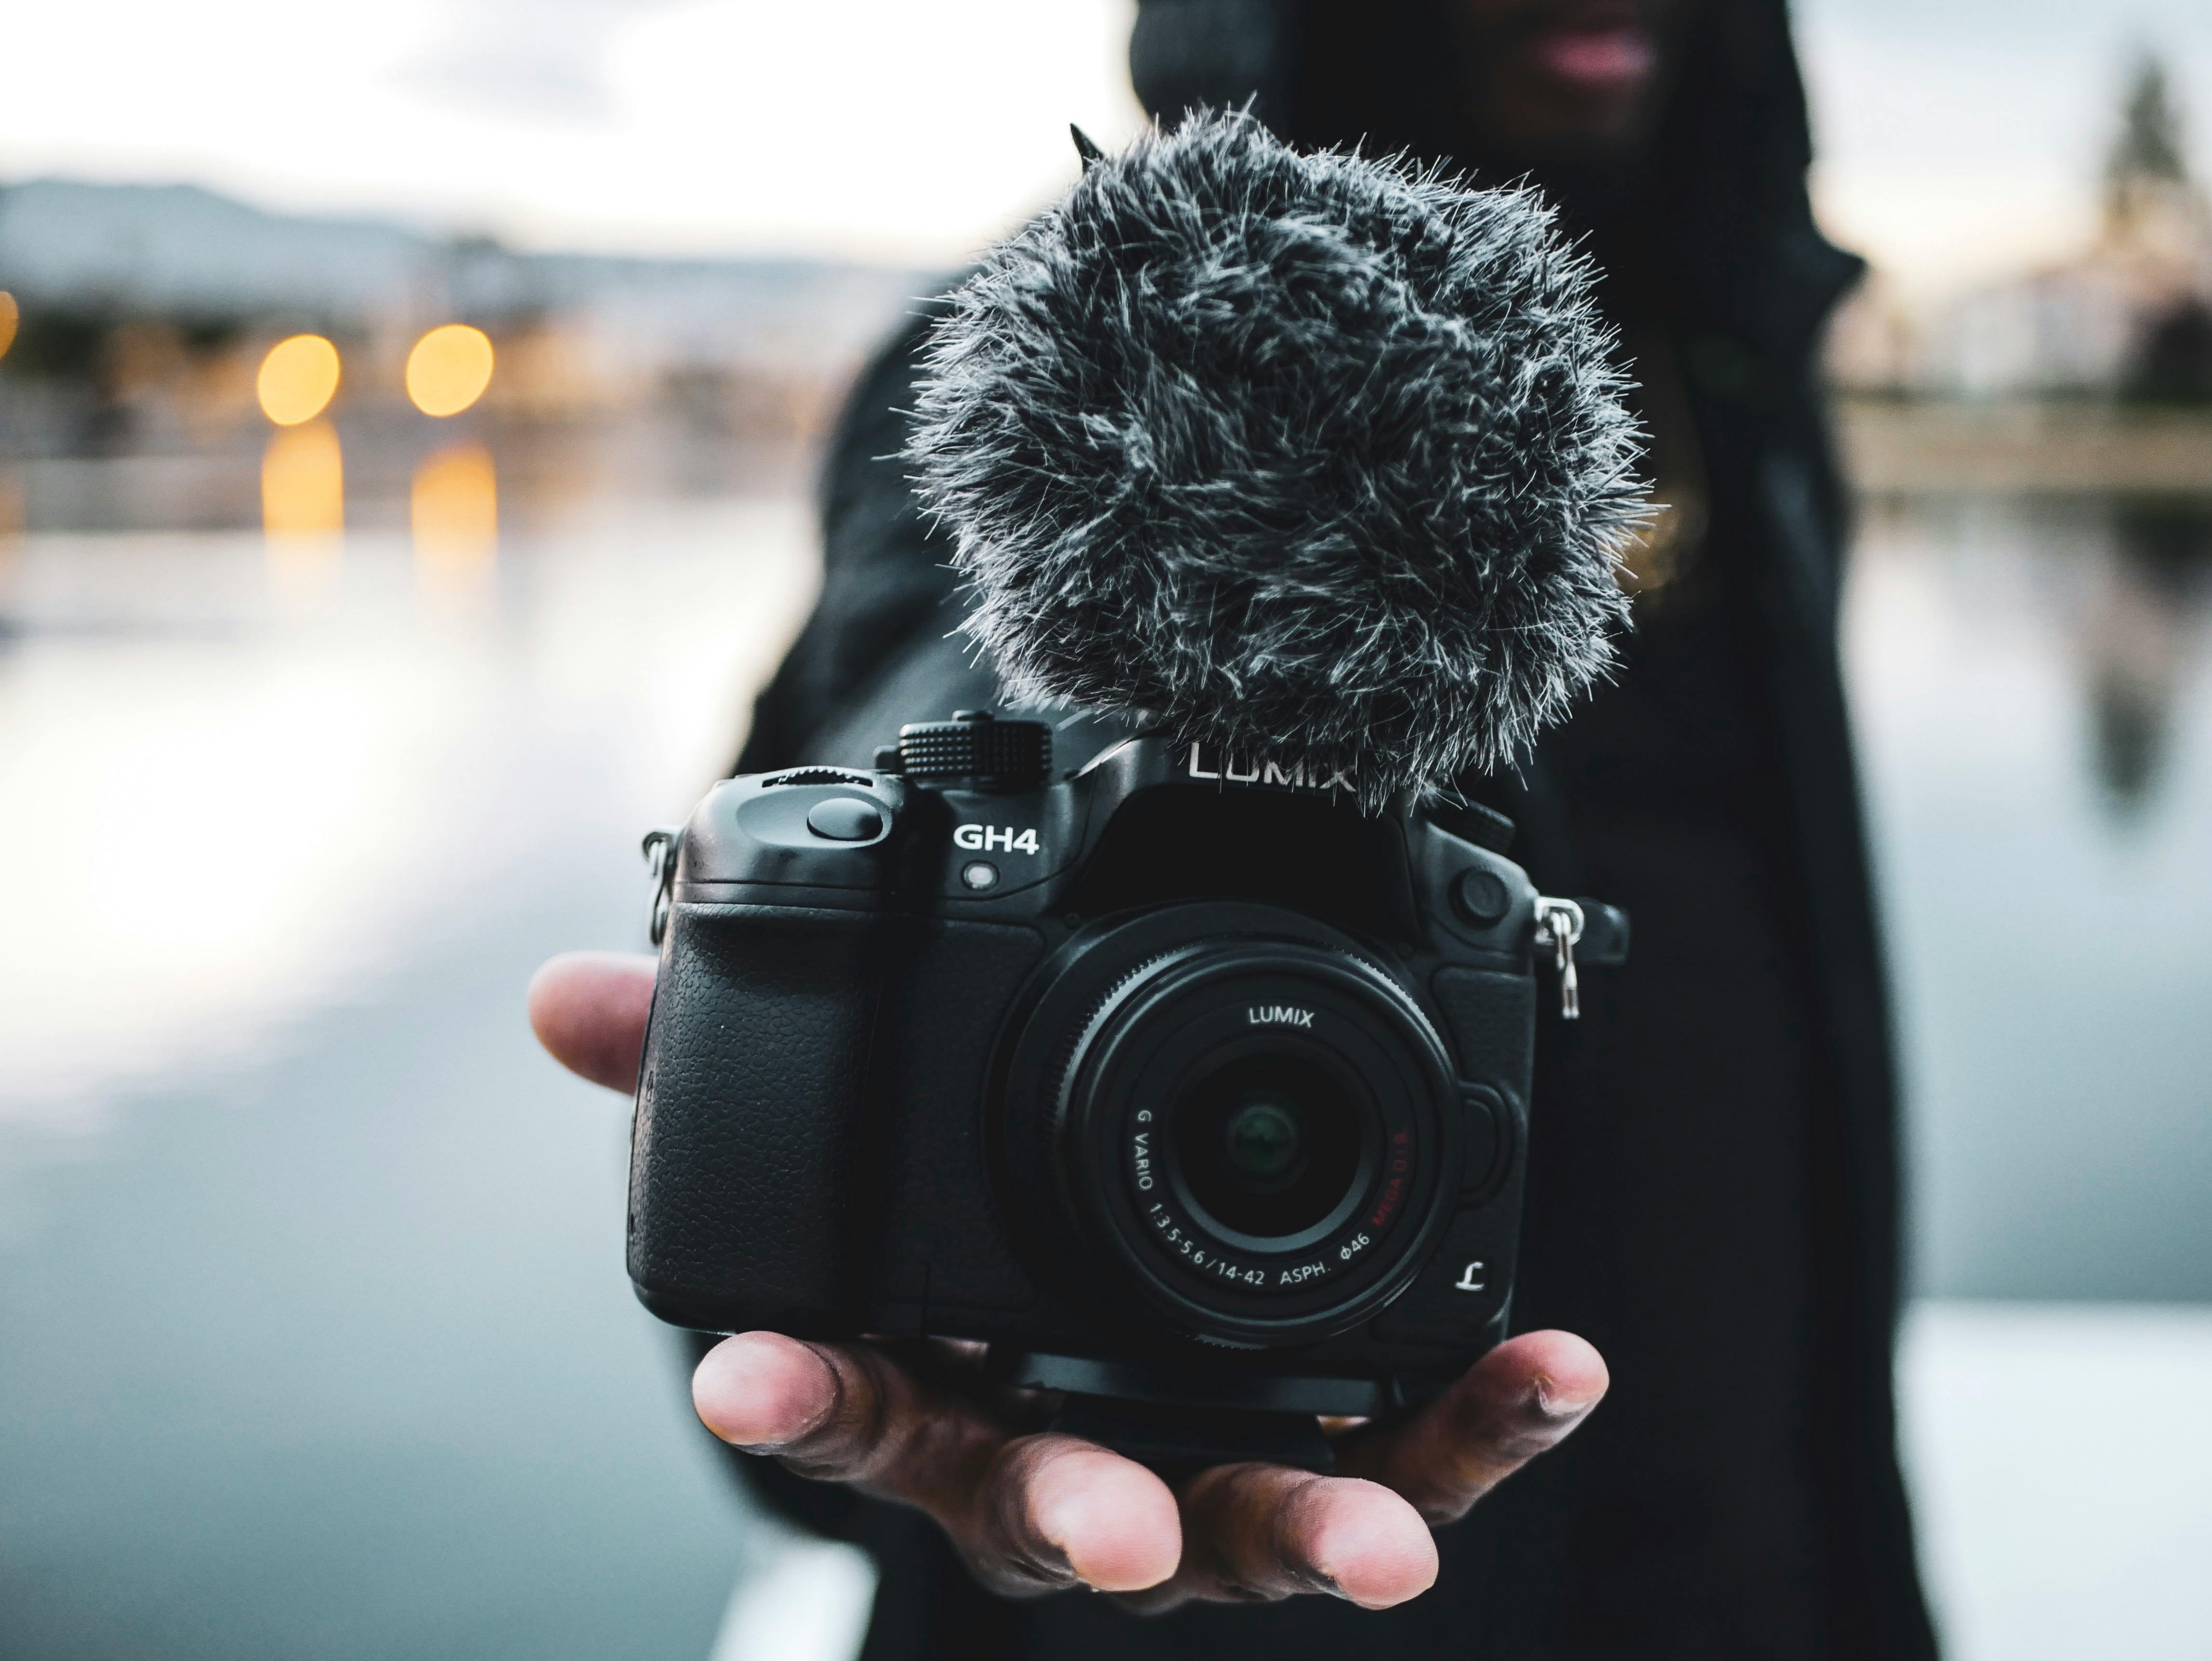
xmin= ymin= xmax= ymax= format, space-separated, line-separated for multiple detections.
xmin=908 ymin=109 xmax=1647 ymax=807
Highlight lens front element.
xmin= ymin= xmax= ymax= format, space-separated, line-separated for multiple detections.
xmin=1174 ymin=1054 xmax=1363 ymax=1244
xmin=1225 ymin=1095 xmax=1300 ymax=1180
xmin=1027 ymin=926 xmax=1461 ymax=1345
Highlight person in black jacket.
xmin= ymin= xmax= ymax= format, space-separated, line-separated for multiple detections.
xmin=530 ymin=0 xmax=1939 ymax=1655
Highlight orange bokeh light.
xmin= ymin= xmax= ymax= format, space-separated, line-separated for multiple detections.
xmin=0 ymin=291 xmax=19 ymax=362
xmin=412 ymin=442 xmax=499 ymax=600
xmin=406 ymin=325 xmax=495 ymax=417
xmin=263 ymin=419 xmax=345 ymax=593
xmin=257 ymin=334 xmax=342 ymax=426
xmin=263 ymin=420 xmax=344 ymax=535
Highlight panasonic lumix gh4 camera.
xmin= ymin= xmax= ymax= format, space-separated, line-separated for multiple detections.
xmin=629 ymin=714 xmax=1625 ymax=1459
xmin=625 ymin=111 xmax=1647 ymax=1463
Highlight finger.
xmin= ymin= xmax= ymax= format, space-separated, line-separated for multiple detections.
xmin=972 ymin=1433 xmax=1182 ymax=1595
xmin=1126 ymin=1464 xmax=1436 ymax=1612
xmin=693 ymin=1335 xmax=1176 ymax=1597
xmin=527 ymin=950 xmax=656 ymax=1092
xmin=693 ymin=1332 xmax=986 ymax=1494
xmin=1335 ymin=1330 xmax=1608 ymax=1524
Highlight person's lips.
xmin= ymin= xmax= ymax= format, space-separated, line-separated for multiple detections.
xmin=1527 ymin=23 xmax=1656 ymax=95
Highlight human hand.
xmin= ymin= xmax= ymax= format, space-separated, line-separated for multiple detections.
xmin=529 ymin=949 xmax=1608 ymax=1610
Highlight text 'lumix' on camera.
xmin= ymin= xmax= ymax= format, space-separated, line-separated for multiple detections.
xmin=1182 ymin=743 xmax=1357 ymax=794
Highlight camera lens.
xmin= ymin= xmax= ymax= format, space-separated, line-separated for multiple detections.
xmin=1173 ymin=1055 xmax=1361 ymax=1240
xmin=997 ymin=910 xmax=1463 ymax=1347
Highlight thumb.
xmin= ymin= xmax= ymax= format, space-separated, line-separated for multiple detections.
xmin=527 ymin=950 xmax=657 ymax=1092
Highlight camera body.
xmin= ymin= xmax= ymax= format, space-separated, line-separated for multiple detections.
xmin=630 ymin=713 xmax=1621 ymax=1424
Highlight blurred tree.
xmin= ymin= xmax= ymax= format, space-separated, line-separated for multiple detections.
xmin=2108 ymin=55 xmax=2189 ymax=195
xmin=2090 ymin=498 xmax=2212 ymax=811
xmin=2127 ymin=299 xmax=2212 ymax=403
xmin=2103 ymin=54 xmax=2212 ymax=402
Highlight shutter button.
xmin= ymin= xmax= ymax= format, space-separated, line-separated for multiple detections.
xmin=805 ymin=798 xmax=884 ymax=841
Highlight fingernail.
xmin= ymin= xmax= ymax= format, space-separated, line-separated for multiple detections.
xmin=1297 ymin=1568 xmax=1351 ymax=1600
xmin=1028 ymin=1496 xmax=1093 ymax=1586
xmin=1531 ymin=1377 xmax=1601 ymax=1421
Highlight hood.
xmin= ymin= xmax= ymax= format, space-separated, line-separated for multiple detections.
xmin=1128 ymin=0 xmax=1861 ymax=371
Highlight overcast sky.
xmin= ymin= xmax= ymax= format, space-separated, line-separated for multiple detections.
xmin=1800 ymin=0 xmax=2212 ymax=296
xmin=3 ymin=0 xmax=2208 ymax=297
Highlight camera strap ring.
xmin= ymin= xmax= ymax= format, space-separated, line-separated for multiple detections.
xmin=1534 ymin=896 xmax=1586 ymax=1021
xmin=642 ymin=827 xmax=681 ymax=946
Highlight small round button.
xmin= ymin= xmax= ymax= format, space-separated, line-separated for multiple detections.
xmin=1452 ymin=867 xmax=1510 ymax=926
xmin=961 ymin=861 xmax=1000 ymax=891
xmin=805 ymin=797 xmax=883 ymax=841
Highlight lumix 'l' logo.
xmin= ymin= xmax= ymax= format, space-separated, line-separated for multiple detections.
xmin=1185 ymin=743 xmax=1356 ymax=794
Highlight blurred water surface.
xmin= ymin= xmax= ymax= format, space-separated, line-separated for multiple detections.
xmin=0 ymin=446 xmax=2207 ymax=1658
xmin=0 ymin=455 xmax=819 ymax=1658
xmin=1847 ymin=492 xmax=2212 ymax=1298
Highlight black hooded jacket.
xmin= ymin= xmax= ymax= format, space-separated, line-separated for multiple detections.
xmin=725 ymin=3 xmax=1938 ymax=1656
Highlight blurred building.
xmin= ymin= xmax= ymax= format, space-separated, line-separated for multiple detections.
xmin=0 ymin=177 xmax=931 ymax=456
xmin=1831 ymin=57 xmax=2212 ymax=402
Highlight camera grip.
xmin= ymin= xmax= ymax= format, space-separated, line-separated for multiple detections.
xmin=628 ymin=905 xmax=887 ymax=1331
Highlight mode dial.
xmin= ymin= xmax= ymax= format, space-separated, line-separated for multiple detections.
xmin=892 ymin=710 xmax=1052 ymax=789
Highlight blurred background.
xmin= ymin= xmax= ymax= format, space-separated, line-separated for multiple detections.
xmin=0 ymin=2 xmax=2207 ymax=1658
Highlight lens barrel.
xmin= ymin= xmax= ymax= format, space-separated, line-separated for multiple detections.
xmin=998 ymin=908 xmax=1461 ymax=1347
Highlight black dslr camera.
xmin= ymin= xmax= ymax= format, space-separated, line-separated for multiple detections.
xmin=627 ymin=110 xmax=1648 ymax=1464
xmin=629 ymin=712 xmax=1624 ymax=1461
